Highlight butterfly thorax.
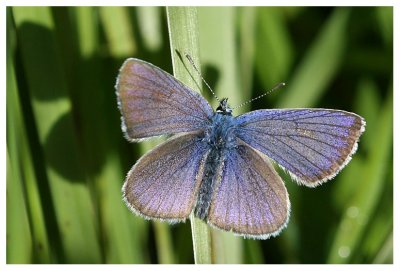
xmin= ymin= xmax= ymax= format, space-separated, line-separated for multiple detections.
xmin=204 ymin=111 xmax=237 ymax=150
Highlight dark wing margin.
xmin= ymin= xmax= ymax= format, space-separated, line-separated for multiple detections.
xmin=123 ymin=132 xmax=209 ymax=222
xmin=207 ymin=143 xmax=290 ymax=239
xmin=235 ymin=109 xmax=366 ymax=187
xmin=116 ymin=58 xmax=213 ymax=141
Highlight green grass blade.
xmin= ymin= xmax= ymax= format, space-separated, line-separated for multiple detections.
xmin=7 ymin=10 xmax=51 ymax=262
xmin=152 ymin=221 xmax=175 ymax=264
xmin=277 ymin=8 xmax=350 ymax=108
xmin=361 ymin=201 xmax=392 ymax=263
xmin=136 ymin=7 xmax=163 ymax=52
xmin=167 ymin=6 xmax=212 ymax=264
xmin=255 ymin=7 xmax=294 ymax=91
xmin=198 ymin=7 xmax=243 ymax=264
xmin=6 ymin=150 xmax=32 ymax=263
xmin=99 ymin=7 xmax=136 ymax=57
xmin=100 ymin=6 xmax=170 ymax=263
xmin=375 ymin=7 xmax=393 ymax=47
xmin=373 ymin=232 xmax=393 ymax=264
xmin=75 ymin=7 xmax=139 ymax=264
xmin=238 ymin=7 xmax=256 ymax=100
xmin=12 ymin=6 xmax=101 ymax=263
xmin=327 ymin=87 xmax=393 ymax=263
xmin=71 ymin=7 xmax=146 ymax=263
xmin=6 ymin=51 xmax=34 ymax=261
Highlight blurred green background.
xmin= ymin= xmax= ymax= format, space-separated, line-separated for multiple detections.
xmin=6 ymin=6 xmax=393 ymax=264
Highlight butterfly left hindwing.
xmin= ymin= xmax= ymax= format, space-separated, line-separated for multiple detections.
xmin=123 ymin=132 xmax=209 ymax=222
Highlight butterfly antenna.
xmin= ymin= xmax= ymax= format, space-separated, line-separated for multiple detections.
xmin=185 ymin=53 xmax=220 ymax=102
xmin=232 ymin=82 xmax=286 ymax=110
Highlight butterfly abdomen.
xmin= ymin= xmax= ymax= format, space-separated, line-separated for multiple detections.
xmin=194 ymin=113 xmax=237 ymax=220
xmin=194 ymin=148 xmax=222 ymax=219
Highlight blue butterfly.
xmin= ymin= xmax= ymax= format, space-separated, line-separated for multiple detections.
xmin=116 ymin=58 xmax=365 ymax=239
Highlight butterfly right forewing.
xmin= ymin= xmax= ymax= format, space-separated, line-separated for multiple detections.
xmin=235 ymin=109 xmax=365 ymax=187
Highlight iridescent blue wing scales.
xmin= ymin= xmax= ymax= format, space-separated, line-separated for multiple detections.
xmin=116 ymin=58 xmax=213 ymax=141
xmin=235 ymin=109 xmax=365 ymax=186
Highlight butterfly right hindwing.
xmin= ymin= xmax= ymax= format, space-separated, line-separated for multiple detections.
xmin=207 ymin=142 xmax=290 ymax=239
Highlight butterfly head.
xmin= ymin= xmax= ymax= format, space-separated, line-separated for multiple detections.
xmin=216 ymin=98 xmax=233 ymax=116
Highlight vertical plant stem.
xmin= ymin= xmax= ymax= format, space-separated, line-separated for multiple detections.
xmin=197 ymin=7 xmax=243 ymax=264
xmin=7 ymin=8 xmax=51 ymax=263
xmin=166 ymin=7 xmax=213 ymax=264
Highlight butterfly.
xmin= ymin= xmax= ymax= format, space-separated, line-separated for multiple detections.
xmin=115 ymin=58 xmax=365 ymax=239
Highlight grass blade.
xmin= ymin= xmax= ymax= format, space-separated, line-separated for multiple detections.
xmin=255 ymin=7 xmax=294 ymax=92
xmin=6 ymin=150 xmax=32 ymax=263
xmin=198 ymin=7 xmax=243 ymax=264
xmin=277 ymin=8 xmax=350 ymax=108
xmin=167 ymin=6 xmax=212 ymax=264
xmin=327 ymin=86 xmax=392 ymax=263
xmin=99 ymin=7 xmax=136 ymax=57
xmin=136 ymin=7 xmax=163 ymax=52
xmin=7 ymin=10 xmax=51 ymax=262
xmin=72 ymin=7 xmax=146 ymax=263
xmin=12 ymin=7 xmax=101 ymax=263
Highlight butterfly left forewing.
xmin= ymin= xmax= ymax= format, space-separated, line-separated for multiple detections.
xmin=123 ymin=132 xmax=209 ymax=222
